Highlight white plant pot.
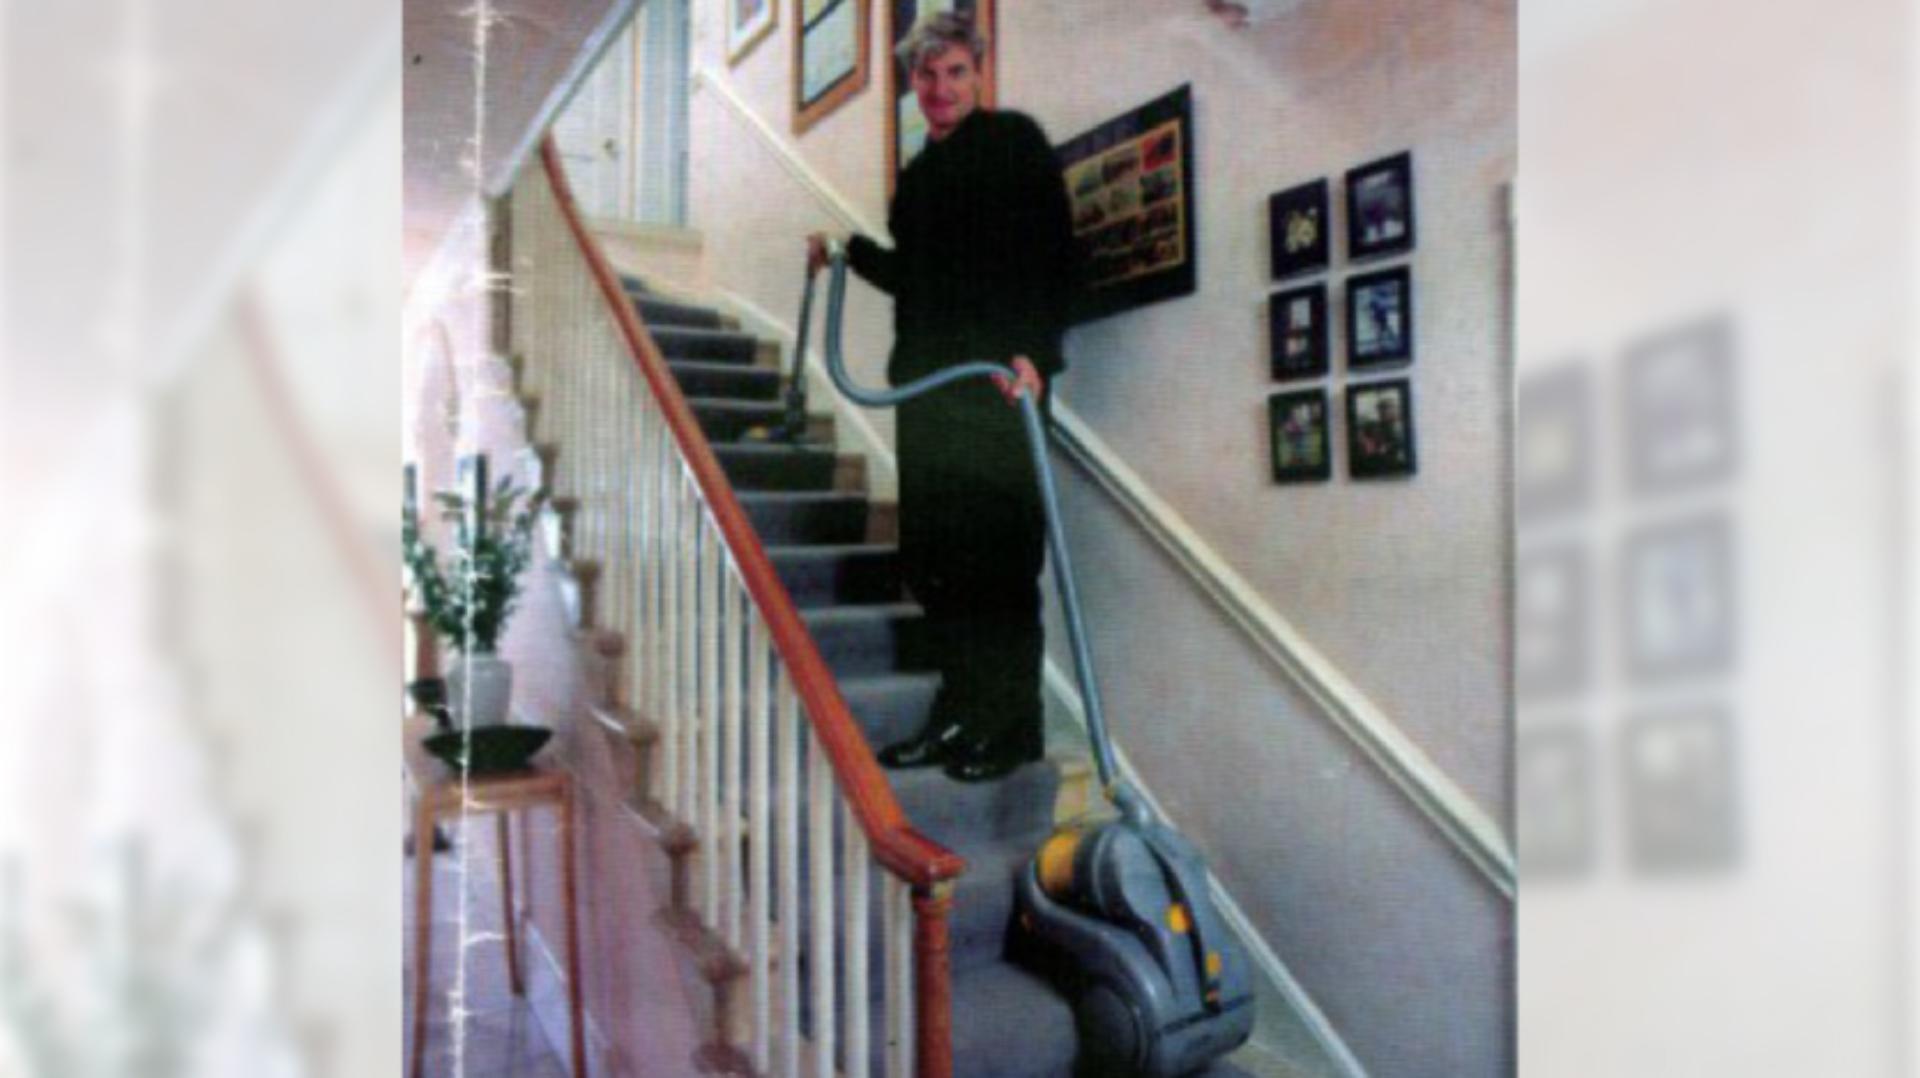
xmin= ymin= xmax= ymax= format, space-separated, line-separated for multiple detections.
xmin=448 ymin=652 xmax=514 ymax=728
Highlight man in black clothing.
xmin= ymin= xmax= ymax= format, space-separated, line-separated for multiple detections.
xmin=807 ymin=12 xmax=1074 ymax=783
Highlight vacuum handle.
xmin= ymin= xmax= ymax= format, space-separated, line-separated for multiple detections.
xmin=805 ymin=249 xmax=1129 ymax=801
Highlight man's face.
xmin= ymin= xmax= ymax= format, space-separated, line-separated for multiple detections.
xmin=912 ymin=43 xmax=980 ymax=140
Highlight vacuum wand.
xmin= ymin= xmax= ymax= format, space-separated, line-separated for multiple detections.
xmin=807 ymin=247 xmax=1140 ymax=820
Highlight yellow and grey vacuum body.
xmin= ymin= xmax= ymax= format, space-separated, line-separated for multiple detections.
xmin=811 ymin=247 xmax=1255 ymax=1077
xmin=1011 ymin=799 xmax=1255 ymax=1077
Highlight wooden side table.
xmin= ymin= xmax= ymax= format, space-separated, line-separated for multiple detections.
xmin=406 ymin=718 xmax=585 ymax=1078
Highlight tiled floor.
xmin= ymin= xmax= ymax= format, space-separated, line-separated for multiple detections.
xmin=404 ymin=820 xmax=570 ymax=1078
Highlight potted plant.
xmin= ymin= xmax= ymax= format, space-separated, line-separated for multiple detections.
xmin=402 ymin=458 xmax=543 ymax=729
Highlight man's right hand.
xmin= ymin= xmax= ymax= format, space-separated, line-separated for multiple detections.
xmin=806 ymin=233 xmax=835 ymax=275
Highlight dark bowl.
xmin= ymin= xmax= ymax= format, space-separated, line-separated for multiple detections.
xmin=422 ymin=726 xmax=552 ymax=776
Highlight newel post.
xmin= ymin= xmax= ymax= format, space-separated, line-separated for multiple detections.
xmin=912 ymin=881 xmax=955 ymax=1078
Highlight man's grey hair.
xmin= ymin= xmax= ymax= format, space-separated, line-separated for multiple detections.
xmin=895 ymin=11 xmax=987 ymax=71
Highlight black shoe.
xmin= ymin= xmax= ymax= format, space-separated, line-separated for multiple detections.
xmin=941 ymin=725 xmax=1044 ymax=784
xmin=878 ymin=720 xmax=969 ymax=770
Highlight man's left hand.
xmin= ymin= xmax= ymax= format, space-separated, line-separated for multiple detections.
xmin=991 ymin=356 xmax=1045 ymax=405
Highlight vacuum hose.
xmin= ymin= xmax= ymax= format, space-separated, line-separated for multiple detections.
xmin=802 ymin=245 xmax=1146 ymax=825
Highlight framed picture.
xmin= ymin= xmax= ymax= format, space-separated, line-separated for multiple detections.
xmin=885 ymin=0 xmax=997 ymax=197
xmin=1057 ymin=84 xmax=1196 ymax=324
xmin=793 ymin=0 xmax=870 ymax=135
xmin=1345 ymin=150 xmax=1414 ymax=260
xmin=1622 ymin=513 xmax=1735 ymax=683
xmin=1268 ymin=284 xmax=1328 ymax=381
xmin=1346 ymin=265 xmax=1412 ymax=367
xmin=1346 ymin=379 xmax=1416 ymax=478
xmin=1517 ymin=723 xmax=1596 ymax=879
xmin=1621 ymin=705 xmax=1740 ymax=873
xmin=1268 ymin=178 xmax=1330 ymax=280
xmin=1518 ymin=364 xmax=1594 ymax=522
xmin=728 ymin=0 xmax=777 ymax=66
xmin=1268 ymin=389 xmax=1331 ymax=483
xmin=1623 ymin=315 xmax=1737 ymax=495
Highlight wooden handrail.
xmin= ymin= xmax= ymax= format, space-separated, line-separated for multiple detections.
xmin=536 ymin=137 xmax=965 ymax=890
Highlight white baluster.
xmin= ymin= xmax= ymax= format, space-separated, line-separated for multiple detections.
xmin=659 ymin=457 xmax=680 ymax=811
xmin=722 ymin=566 xmax=745 ymax=950
xmin=748 ymin=614 xmax=772 ymax=1072
xmin=842 ymin=801 xmax=871 ymax=1078
xmin=884 ymin=875 xmax=914 ymax=1078
xmin=701 ymin=522 xmax=721 ymax=930
xmin=777 ymin=669 xmax=801 ymax=1078
xmin=680 ymin=478 xmax=700 ymax=825
xmin=809 ymin=723 xmax=836 ymax=1078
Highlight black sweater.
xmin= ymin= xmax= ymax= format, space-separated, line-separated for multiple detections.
xmin=847 ymin=109 xmax=1075 ymax=385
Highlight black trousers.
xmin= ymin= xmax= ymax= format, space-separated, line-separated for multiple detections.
xmin=896 ymin=378 xmax=1050 ymax=744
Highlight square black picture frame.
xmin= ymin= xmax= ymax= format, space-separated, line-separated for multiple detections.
xmin=1346 ymin=265 xmax=1413 ymax=368
xmin=1345 ymin=150 xmax=1415 ymax=260
xmin=1346 ymin=378 xmax=1416 ymax=478
xmin=1268 ymin=283 xmax=1328 ymax=381
xmin=1268 ymin=178 xmax=1330 ymax=280
xmin=1269 ymin=388 xmax=1332 ymax=482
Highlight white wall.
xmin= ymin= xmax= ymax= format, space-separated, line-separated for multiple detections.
xmin=682 ymin=1 xmax=1513 ymax=1073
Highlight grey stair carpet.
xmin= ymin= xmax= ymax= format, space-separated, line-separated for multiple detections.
xmin=642 ymin=291 xmax=1088 ymax=1077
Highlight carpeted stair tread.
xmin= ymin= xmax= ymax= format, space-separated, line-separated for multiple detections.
xmin=711 ymin=442 xmax=839 ymax=492
xmin=652 ymin=326 xmax=760 ymax=364
xmin=769 ymin=543 xmax=905 ymax=607
xmin=835 ymin=672 xmax=942 ymax=752
xmin=946 ymin=961 xmax=1081 ymax=1078
xmin=799 ymin=602 xmax=931 ymax=676
xmin=884 ymin=761 xmax=1061 ymax=848
xmin=739 ymin=492 xmax=870 ymax=546
xmin=668 ymin=359 xmax=781 ymax=400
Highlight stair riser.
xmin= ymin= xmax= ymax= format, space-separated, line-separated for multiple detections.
xmin=744 ymin=500 xmax=870 ymax=546
xmin=772 ymin=552 xmax=903 ymax=608
xmin=804 ymin=615 xmax=934 ymax=678
xmin=655 ymin=330 xmax=760 ymax=365
xmin=715 ymin=450 xmax=838 ymax=493
xmin=694 ymin=407 xmax=785 ymax=443
xmin=634 ymin=298 xmax=726 ymax=330
xmin=670 ymin=364 xmax=781 ymax=401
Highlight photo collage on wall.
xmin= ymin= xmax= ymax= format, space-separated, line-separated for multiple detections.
xmin=1266 ymin=150 xmax=1418 ymax=482
xmin=1057 ymin=85 xmax=1197 ymax=324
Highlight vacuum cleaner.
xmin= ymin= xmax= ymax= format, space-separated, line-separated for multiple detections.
xmin=803 ymin=245 xmax=1256 ymax=1077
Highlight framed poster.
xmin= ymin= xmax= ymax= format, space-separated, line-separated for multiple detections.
xmin=885 ymin=0 xmax=997 ymax=197
xmin=1346 ymin=378 xmax=1417 ymax=478
xmin=1057 ymin=85 xmax=1197 ymax=324
xmin=1268 ymin=178 xmax=1330 ymax=280
xmin=1269 ymin=389 xmax=1332 ymax=483
xmin=1345 ymin=150 xmax=1415 ymax=260
xmin=1346 ymin=265 xmax=1413 ymax=367
xmin=1268 ymin=283 xmax=1328 ymax=381
xmin=728 ymin=0 xmax=778 ymax=66
xmin=793 ymin=0 xmax=870 ymax=135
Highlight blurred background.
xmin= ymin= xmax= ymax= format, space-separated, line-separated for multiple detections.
xmin=0 ymin=0 xmax=1913 ymax=1074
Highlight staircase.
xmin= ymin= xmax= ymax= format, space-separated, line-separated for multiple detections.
xmin=624 ymin=272 xmax=1094 ymax=1076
